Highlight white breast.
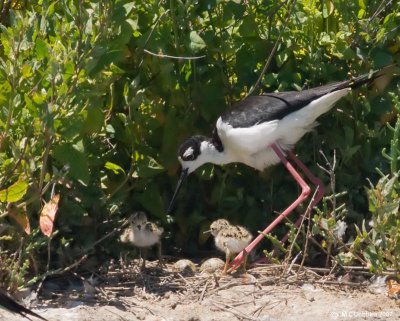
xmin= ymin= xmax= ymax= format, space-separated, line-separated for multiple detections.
xmin=215 ymin=235 xmax=250 ymax=254
xmin=216 ymin=118 xmax=281 ymax=170
xmin=132 ymin=229 xmax=160 ymax=248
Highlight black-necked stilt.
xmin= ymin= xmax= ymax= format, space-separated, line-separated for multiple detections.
xmin=0 ymin=289 xmax=48 ymax=320
xmin=167 ymin=66 xmax=393 ymax=273
xmin=120 ymin=212 xmax=164 ymax=269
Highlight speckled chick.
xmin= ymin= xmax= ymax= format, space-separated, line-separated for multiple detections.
xmin=120 ymin=211 xmax=163 ymax=269
xmin=208 ymin=219 xmax=252 ymax=273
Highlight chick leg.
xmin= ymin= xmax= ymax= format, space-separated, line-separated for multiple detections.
xmin=140 ymin=248 xmax=147 ymax=270
xmin=240 ymin=249 xmax=248 ymax=273
xmin=223 ymin=248 xmax=231 ymax=274
xmin=156 ymin=241 xmax=166 ymax=267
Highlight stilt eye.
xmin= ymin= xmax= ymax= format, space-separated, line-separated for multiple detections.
xmin=178 ymin=136 xmax=203 ymax=161
xmin=182 ymin=147 xmax=195 ymax=160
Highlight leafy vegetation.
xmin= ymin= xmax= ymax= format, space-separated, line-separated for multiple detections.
xmin=0 ymin=0 xmax=399 ymax=289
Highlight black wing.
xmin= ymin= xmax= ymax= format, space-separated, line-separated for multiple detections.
xmin=0 ymin=289 xmax=48 ymax=321
xmin=221 ymin=68 xmax=390 ymax=128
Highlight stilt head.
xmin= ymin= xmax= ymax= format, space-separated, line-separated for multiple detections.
xmin=177 ymin=135 xmax=211 ymax=174
xmin=167 ymin=135 xmax=221 ymax=213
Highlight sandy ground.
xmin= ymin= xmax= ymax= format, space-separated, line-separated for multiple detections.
xmin=1 ymin=261 xmax=399 ymax=321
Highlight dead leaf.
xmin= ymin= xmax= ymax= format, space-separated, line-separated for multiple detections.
xmin=8 ymin=204 xmax=31 ymax=235
xmin=40 ymin=194 xmax=60 ymax=237
xmin=387 ymin=278 xmax=400 ymax=300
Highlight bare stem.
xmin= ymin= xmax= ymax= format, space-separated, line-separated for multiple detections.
xmin=143 ymin=49 xmax=206 ymax=60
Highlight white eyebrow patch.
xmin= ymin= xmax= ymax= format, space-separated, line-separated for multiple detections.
xmin=183 ymin=147 xmax=194 ymax=158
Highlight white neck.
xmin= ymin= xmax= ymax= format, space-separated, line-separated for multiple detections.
xmin=182 ymin=140 xmax=235 ymax=174
xmin=200 ymin=140 xmax=233 ymax=166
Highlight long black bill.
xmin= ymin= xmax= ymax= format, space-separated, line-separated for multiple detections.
xmin=167 ymin=168 xmax=188 ymax=214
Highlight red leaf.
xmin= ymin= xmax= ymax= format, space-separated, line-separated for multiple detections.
xmin=40 ymin=194 xmax=60 ymax=237
xmin=8 ymin=204 xmax=31 ymax=235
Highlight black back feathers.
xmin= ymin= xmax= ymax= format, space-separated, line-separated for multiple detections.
xmin=221 ymin=66 xmax=394 ymax=128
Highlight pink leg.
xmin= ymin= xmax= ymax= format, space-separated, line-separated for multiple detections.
xmin=279 ymin=150 xmax=326 ymax=243
xmin=287 ymin=150 xmax=325 ymax=207
xmin=227 ymin=144 xmax=311 ymax=273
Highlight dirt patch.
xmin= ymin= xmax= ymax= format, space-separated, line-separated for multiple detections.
xmin=1 ymin=261 xmax=398 ymax=321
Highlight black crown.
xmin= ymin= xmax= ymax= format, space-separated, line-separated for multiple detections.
xmin=178 ymin=135 xmax=206 ymax=161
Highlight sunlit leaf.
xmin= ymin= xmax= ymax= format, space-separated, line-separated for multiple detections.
xmin=189 ymin=31 xmax=206 ymax=52
xmin=21 ymin=64 xmax=32 ymax=78
xmin=35 ymin=38 xmax=48 ymax=60
xmin=357 ymin=8 xmax=365 ymax=19
xmin=133 ymin=152 xmax=164 ymax=178
xmin=0 ymin=80 xmax=12 ymax=93
xmin=40 ymin=194 xmax=60 ymax=237
xmin=0 ymin=80 xmax=11 ymax=103
xmin=0 ymin=180 xmax=28 ymax=203
xmin=322 ymin=0 xmax=334 ymax=18
xmin=126 ymin=18 xmax=139 ymax=31
xmin=104 ymin=162 xmax=125 ymax=175
xmin=32 ymin=91 xmax=47 ymax=104
xmin=1 ymin=33 xmax=10 ymax=56
xmin=123 ymin=2 xmax=135 ymax=14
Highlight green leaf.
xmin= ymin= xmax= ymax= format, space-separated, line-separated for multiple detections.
xmin=224 ymin=1 xmax=245 ymax=20
xmin=56 ymin=117 xmax=84 ymax=140
xmin=371 ymin=48 xmax=392 ymax=68
xmin=189 ymin=31 xmax=206 ymax=53
xmin=83 ymin=106 xmax=104 ymax=134
xmin=322 ymin=0 xmax=334 ymax=18
xmin=319 ymin=32 xmax=333 ymax=44
xmin=382 ymin=175 xmax=397 ymax=197
xmin=53 ymin=143 xmax=90 ymax=185
xmin=0 ymin=179 xmax=28 ymax=202
xmin=126 ymin=18 xmax=139 ymax=31
xmin=0 ymin=80 xmax=11 ymax=103
xmin=357 ymin=8 xmax=365 ymax=19
xmin=364 ymin=245 xmax=381 ymax=270
xmin=1 ymin=34 xmax=10 ymax=56
xmin=335 ymin=252 xmax=355 ymax=265
xmin=104 ymin=162 xmax=125 ymax=175
xmin=134 ymin=183 xmax=164 ymax=218
xmin=21 ymin=64 xmax=32 ymax=78
xmin=36 ymin=39 xmax=49 ymax=60
xmin=238 ymin=16 xmax=258 ymax=37
xmin=32 ymin=91 xmax=47 ymax=104
xmin=134 ymin=152 xmax=164 ymax=178
xmin=123 ymin=2 xmax=135 ymax=15
xmin=378 ymin=200 xmax=400 ymax=216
